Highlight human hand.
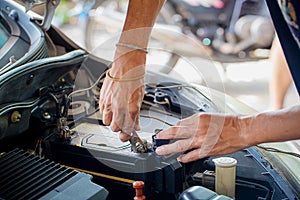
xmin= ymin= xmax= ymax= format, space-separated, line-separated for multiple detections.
xmin=99 ymin=51 xmax=146 ymax=142
xmin=97 ymin=0 xmax=166 ymax=142
xmin=155 ymin=113 xmax=250 ymax=163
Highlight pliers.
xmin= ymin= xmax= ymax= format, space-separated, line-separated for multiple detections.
xmin=129 ymin=129 xmax=147 ymax=153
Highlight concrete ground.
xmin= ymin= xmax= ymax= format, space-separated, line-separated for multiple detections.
xmin=61 ymin=23 xmax=299 ymax=113
xmin=220 ymin=60 xmax=299 ymax=112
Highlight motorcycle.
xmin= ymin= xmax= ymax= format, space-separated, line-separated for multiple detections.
xmin=84 ymin=0 xmax=275 ymax=66
xmin=0 ymin=1 xmax=298 ymax=200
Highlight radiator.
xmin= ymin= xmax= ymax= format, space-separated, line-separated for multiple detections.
xmin=0 ymin=149 xmax=108 ymax=200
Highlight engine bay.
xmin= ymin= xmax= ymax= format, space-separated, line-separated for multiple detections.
xmin=0 ymin=1 xmax=298 ymax=199
xmin=0 ymin=53 xmax=295 ymax=199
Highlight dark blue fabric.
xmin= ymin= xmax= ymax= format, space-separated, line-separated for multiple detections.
xmin=278 ymin=0 xmax=300 ymax=48
xmin=266 ymin=0 xmax=300 ymax=95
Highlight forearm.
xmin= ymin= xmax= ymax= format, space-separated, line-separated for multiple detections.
xmin=100 ymin=0 xmax=166 ymax=137
xmin=110 ymin=0 xmax=166 ymax=77
xmin=119 ymin=0 xmax=166 ymax=47
xmin=241 ymin=105 xmax=300 ymax=146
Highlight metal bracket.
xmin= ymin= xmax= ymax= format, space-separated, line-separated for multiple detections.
xmin=22 ymin=0 xmax=60 ymax=31
xmin=57 ymin=117 xmax=75 ymax=139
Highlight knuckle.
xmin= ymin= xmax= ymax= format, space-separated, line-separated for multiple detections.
xmin=103 ymin=117 xmax=111 ymax=126
xmin=199 ymin=113 xmax=210 ymax=121
xmin=175 ymin=141 xmax=185 ymax=152
xmin=191 ymin=137 xmax=201 ymax=148
xmin=170 ymin=126 xmax=179 ymax=137
xmin=102 ymin=120 xmax=110 ymax=126
xmin=119 ymin=132 xmax=131 ymax=142
xmin=129 ymin=107 xmax=139 ymax=116
xmin=110 ymin=124 xmax=120 ymax=132
xmin=122 ymin=127 xmax=133 ymax=134
xmin=162 ymin=127 xmax=176 ymax=138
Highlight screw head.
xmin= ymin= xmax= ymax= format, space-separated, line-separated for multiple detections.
xmin=11 ymin=111 xmax=21 ymax=123
xmin=43 ymin=112 xmax=51 ymax=119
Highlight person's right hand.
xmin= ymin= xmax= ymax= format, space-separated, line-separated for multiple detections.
xmin=98 ymin=0 xmax=166 ymax=142
xmin=99 ymin=50 xmax=146 ymax=142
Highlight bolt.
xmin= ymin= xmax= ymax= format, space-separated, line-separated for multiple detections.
xmin=43 ymin=112 xmax=51 ymax=119
xmin=26 ymin=74 xmax=34 ymax=85
xmin=11 ymin=111 xmax=21 ymax=123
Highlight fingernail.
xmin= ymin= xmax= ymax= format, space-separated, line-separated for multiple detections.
xmin=177 ymin=155 xmax=183 ymax=162
xmin=103 ymin=119 xmax=109 ymax=126
xmin=155 ymin=147 xmax=164 ymax=155
xmin=134 ymin=124 xmax=141 ymax=131
xmin=155 ymin=132 xmax=163 ymax=138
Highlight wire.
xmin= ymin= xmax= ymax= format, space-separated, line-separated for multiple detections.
xmin=82 ymin=134 xmax=131 ymax=151
xmin=67 ymin=108 xmax=100 ymax=128
xmin=65 ymin=70 xmax=106 ymax=124
xmin=67 ymin=72 xmax=214 ymax=119
xmin=43 ymin=130 xmax=57 ymax=141
xmin=68 ymin=73 xmax=194 ymax=100
xmin=48 ymin=92 xmax=62 ymax=118
xmin=236 ymin=179 xmax=271 ymax=199
xmin=256 ymin=145 xmax=300 ymax=159
xmin=140 ymin=114 xmax=175 ymax=126
xmin=146 ymin=83 xmax=213 ymax=103
xmin=145 ymin=83 xmax=219 ymax=112
xmin=34 ymin=139 xmax=42 ymax=156
xmin=67 ymin=73 xmax=215 ymax=130
xmin=147 ymin=83 xmax=188 ymax=89
xmin=67 ymin=70 xmax=106 ymax=99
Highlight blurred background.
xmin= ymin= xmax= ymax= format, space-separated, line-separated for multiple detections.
xmin=53 ymin=0 xmax=299 ymax=112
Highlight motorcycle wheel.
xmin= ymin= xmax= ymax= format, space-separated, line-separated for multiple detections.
xmin=84 ymin=0 xmax=181 ymax=73
xmin=85 ymin=0 xmax=176 ymax=51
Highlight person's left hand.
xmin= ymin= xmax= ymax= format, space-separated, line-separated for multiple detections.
xmin=155 ymin=113 xmax=251 ymax=163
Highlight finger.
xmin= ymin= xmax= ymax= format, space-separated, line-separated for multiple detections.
xmin=176 ymin=114 xmax=202 ymax=127
xmin=119 ymin=101 xmax=139 ymax=134
xmin=102 ymin=94 xmax=112 ymax=125
xmin=134 ymin=114 xmax=141 ymax=131
xmin=99 ymin=79 xmax=112 ymax=114
xmin=128 ymin=103 xmax=141 ymax=132
xmin=119 ymin=131 xmax=131 ymax=142
xmin=99 ymin=97 xmax=105 ymax=115
xmin=155 ymin=126 xmax=190 ymax=139
xmin=155 ymin=138 xmax=193 ymax=155
xmin=99 ymin=87 xmax=106 ymax=114
xmin=102 ymin=108 xmax=112 ymax=125
xmin=177 ymin=148 xmax=208 ymax=163
xmin=110 ymin=122 xmax=122 ymax=133
xmin=121 ymin=113 xmax=135 ymax=135
xmin=110 ymin=112 xmax=124 ymax=132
